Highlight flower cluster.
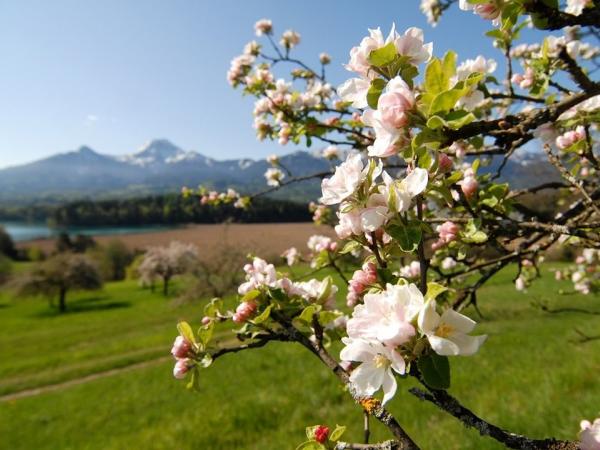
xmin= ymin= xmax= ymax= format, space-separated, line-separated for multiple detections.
xmin=555 ymin=249 xmax=600 ymax=295
xmin=171 ymin=335 xmax=196 ymax=379
xmin=341 ymin=283 xmax=486 ymax=403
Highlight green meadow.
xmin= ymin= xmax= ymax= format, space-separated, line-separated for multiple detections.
xmin=1 ymin=263 xmax=599 ymax=450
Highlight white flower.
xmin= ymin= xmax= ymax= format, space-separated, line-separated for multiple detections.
xmin=559 ymin=95 xmax=600 ymax=120
xmin=345 ymin=27 xmax=392 ymax=77
xmin=307 ymin=235 xmax=334 ymax=253
xmin=335 ymin=207 xmax=364 ymax=239
xmin=418 ymin=301 xmax=487 ymax=356
xmin=280 ymin=30 xmax=301 ymax=48
xmin=346 ymin=283 xmax=423 ymax=346
xmin=320 ymin=153 xmax=366 ymax=205
xmin=322 ymin=145 xmax=341 ymax=160
xmin=380 ymin=168 xmax=428 ymax=213
xmin=441 ymin=257 xmax=457 ymax=270
xmin=455 ymin=56 xmax=497 ymax=110
xmin=254 ymin=19 xmax=273 ymax=36
xmin=392 ymin=27 xmax=433 ymax=65
xmin=238 ymin=257 xmax=278 ymax=295
xmin=264 ymin=167 xmax=284 ymax=186
xmin=515 ymin=276 xmax=525 ymax=291
xmin=295 ymin=277 xmax=338 ymax=309
xmin=340 ymin=337 xmax=406 ymax=404
xmin=266 ymin=154 xmax=279 ymax=165
xmin=281 ymin=247 xmax=300 ymax=266
xmin=566 ymin=0 xmax=593 ymax=16
xmin=399 ymin=261 xmax=421 ymax=279
xmin=338 ymin=77 xmax=371 ymax=109
xmin=580 ymin=418 xmax=600 ymax=450
xmin=420 ymin=0 xmax=442 ymax=26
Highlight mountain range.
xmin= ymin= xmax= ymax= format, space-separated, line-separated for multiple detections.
xmin=0 ymin=139 xmax=560 ymax=203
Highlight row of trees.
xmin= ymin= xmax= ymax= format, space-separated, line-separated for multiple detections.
xmin=0 ymin=195 xmax=311 ymax=227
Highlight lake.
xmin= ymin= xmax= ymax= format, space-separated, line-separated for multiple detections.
xmin=1 ymin=222 xmax=175 ymax=242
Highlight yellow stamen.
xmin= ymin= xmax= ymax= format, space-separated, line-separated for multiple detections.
xmin=436 ymin=323 xmax=454 ymax=338
xmin=373 ymin=354 xmax=389 ymax=369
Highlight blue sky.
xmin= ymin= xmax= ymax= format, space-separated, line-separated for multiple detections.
xmin=0 ymin=0 xmax=525 ymax=168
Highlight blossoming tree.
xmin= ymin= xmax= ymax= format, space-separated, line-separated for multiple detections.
xmin=171 ymin=1 xmax=600 ymax=448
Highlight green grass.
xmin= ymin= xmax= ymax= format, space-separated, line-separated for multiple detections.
xmin=1 ymin=263 xmax=599 ymax=449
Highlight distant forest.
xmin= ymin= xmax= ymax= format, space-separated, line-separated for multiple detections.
xmin=0 ymin=195 xmax=311 ymax=226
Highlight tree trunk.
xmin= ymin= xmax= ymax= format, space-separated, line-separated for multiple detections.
xmin=58 ymin=287 xmax=67 ymax=313
xmin=163 ymin=276 xmax=170 ymax=296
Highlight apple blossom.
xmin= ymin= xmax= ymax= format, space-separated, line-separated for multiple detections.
xmin=264 ymin=167 xmax=285 ymax=187
xmin=280 ymin=30 xmax=301 ymax=48
xmin=320 ymin=153 xmax=366 ymax=205
xmin=455 ymin=56 xmax=497 ymax=109
xmin=267 ymin=154 xmax=279 ymax=165
xmin=346 ymin=283 xmax=423 ymax=346
xmin=399 ymin=261 xmax=421 ymax=279
xmin=295 ymin=278 xmax=338 ymax=309
xmin=380 ymin=168 xmax=429 ymax=213
xmin=437 ymin=153 xmax=453 ymax=173
xmin=420 ymin=0 xmax=443 ymax=26
xmin=173 ymin=358 xmax=191 ymax=379
xmin=338 ymin=77 xmax=371 ymax=109
xmin=322 ymin=145 xmax=340 ymax=160
xmin=449 ymin=141 xmax=467 ymax=159
xmin=345 ymin=26 xmax=392 ymax=77
xmin=511 ymin=67 xmax=535 ymax=89
xmin=441 ymin=257 xmax=457 ymax=271
xmin=432 ymin=221 xmax=460 ymax=251
xmin=171 ymin=335 xmax=193 ymax=359
xmin=314 ymin=425 xmax=330 ymax=444
xmin=418 ymin=301 xmax=487 ymax=356
xmin=201 ymin=316 xmax=211 ymax=326
xmin=460 ymin=173 xmax=478 ymax=199
xmin=392 ymin=27 xmax=433 ymax=65
xmin=281 ymin=247 xmax=300 ymax=266
xmin=307 ymin=235 xmax=335 ymax=253
xmin=459 ymin=0 xmax=504 ymax=23
xmin=515 ymin=276 xmax=526 ymax=291
xmin=340 ymin=337 xmax=406 ymax=404
xmin=319 ymin=53 xmax=331 ymax=65
xmin=254 ymin=18 xmax=273 ymax=36
xmin=580 ymin=418 xmax=600 ymax=450
xmin=566 ymin=0 xmax=593 ymax=16
xmin=555 ymin=126 xmax=586 ymax=150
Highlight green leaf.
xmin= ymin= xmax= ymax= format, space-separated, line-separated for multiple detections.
xmin=241 ymin=289 xmax=261 ymax=302
xmin=329 ymin=425 xmax=346 ymax=442
xmin=186 ymin=367 xmax=201 ymax=392
xmin=298 ymin=304 xmax=320 ymax=323
xmin=319 ymin=310 xmax=342 ymax=326
xmin=316 ymin=276 xmax=334 ymax=304
xmin=204 ymin=297 xmax=223 ymax=317
xmin=425 ymin=58 xmax=445 ymax=95
xmin=418 ymin=352 xmax=450 ymax=389
xmin=197 ymin=322 xmax=214 ymax=347
xmin=367 ymin=41 xmax=397 ymax=67
xmin=441 ymin=51 xmax=457 ymax=83
xmin=429 ymin=87 xmax=467 ymax=115
xmin=339 ymin=240 xmax=361 ymax=255
xmin=425 ymin=282 xmax=447 ymax=302
xmin=367 ymin=78 xmax=387 ymax=109
xmin=296 ymin=441 xmax=325 ymax=450
xmin=177 ymin=321 xmax=196 ymax=345
xmin=444 ymin=110 xmax=476 ymax=130
xmin=387 ymin=223 xmax=422 ymax=253
xmin=252 ymin=304 xmax=273 ymax=324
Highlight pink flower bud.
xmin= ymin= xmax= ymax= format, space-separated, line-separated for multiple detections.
xmin=173 ymin=359 xmax=190 ymax=379
xmin=438 ymin=221 xmax=460 ymax=243
xmin=438 ymin=153 xmax=453 ymax=173
xmin=576 ymin=256 xmax=586 ymax=264
xmin=346 ymin=291 xmax=359 ymax=307
xmin=461 ymin=177 xmax=478 ymax=198
xmin=349 ymin=279 xmax=365 ymax=294
xmin=201 ymin=316 xmax=211 ymax=325
xmin=378 ymin=91 xmax=413 ymax=128
xmin=314 ymin=425 xmax=330 ymax=444
xmin=171 ymin=335 xmax=192 ymax=359
xmin=329 ymin=242 xmax=338 ymax=252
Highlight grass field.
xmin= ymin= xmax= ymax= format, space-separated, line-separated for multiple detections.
xmin=1 ymin=262 xmax=599 ymax=450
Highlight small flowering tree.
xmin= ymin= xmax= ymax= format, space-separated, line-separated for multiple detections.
xmin=138 ymin=241 xmax=199 ymax=296
xmin=171 ymin=2 xmax=600 ymax=449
